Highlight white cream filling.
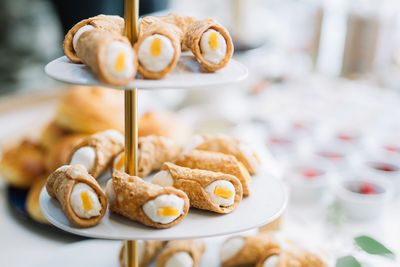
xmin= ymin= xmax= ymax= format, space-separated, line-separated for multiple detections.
xmin=56 ymin=165 xmax=71 ymax=172
xmin=105 ymin=179 xmax=116 ymax=204
xmin=220 ymin=237 xmax=245 ymax=262
xmin=239 ymin=143 xmax=260 ymax=171
xmin=262 ymin=255 xmax=279 ymax=267
xmin=72 ymin=25 xmax=95 ymax=51
xmin=165 ymin=252 xmax=193 ymax=267
xmin=182 ymin=135 xmax=205 ymax=155
xmin=70 ymin=183 xmax=102 ymax=218
xmin=142 ymin=194 xmax=184 ymax=224
xmin=200 ymin=29 xmax=227 ymax=64
xmin=102 ymin=129 xmax=124 ymax=144
xmin=70 ymin=146 xmax=96 ymax=172
xmin=152 ymin=170 xmax=174 ymax=187
xmin=204 ymin=180 xmax=235 ymax=207
xmin=137 ymin=34 xmax=174 ymax=72
xmin=105 ymin=41 xmax=135 ymax=80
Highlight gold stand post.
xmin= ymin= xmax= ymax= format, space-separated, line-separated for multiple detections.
xmin=123 ymin=0 xmax=139 ymax=267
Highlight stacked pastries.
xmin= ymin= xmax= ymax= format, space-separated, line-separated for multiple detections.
xmin=45 ymin=130 xmax=261 ymax=228
xmin=63 ymin=14 xmax=234 ymax=84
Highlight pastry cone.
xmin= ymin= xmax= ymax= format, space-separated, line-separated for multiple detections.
xmin=75 ymin=29 xmax=137 ymax=85
xmin=69 ymin=130 xmax=124 ymax=178
xmin=119 ymin=241 xmax=166 ymax=267
xmin=186 ymin=134 xmax=261 ymax=175
xmin=26 ymin=176 xmax=48 ymax=224
xmin=45 ymin=164 xmax=107 ymax=227
xmin=113 ymin=135 xmax=181 ymax=178
xmin=174 ymin=150 xmax=251 ymax=197
xmin=64 ymin=14 xmax=125 ymax=63
xmin=220 ymin=232 xmax=280 ymax=267
xmin=154 ymin=162 xmax=242 ymax=214
xmin=135 ymin=17 xmax=181 ymax=79
xmin=158 ymin=240 xmax=205 ymax=267
xmin=106 ymin=170 xmax=189 ymax=229
xmin=184 ymin=18 xmax=233 ymax=72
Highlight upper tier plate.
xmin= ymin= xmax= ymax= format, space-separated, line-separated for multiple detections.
xmin=40 ymin=171 xmax=287 ymax=240
xmin=44 ymin=54 xmax=248 ymax=89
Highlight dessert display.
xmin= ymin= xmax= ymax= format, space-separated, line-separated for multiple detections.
xmin=220 ymin=232 xmax=280 ymax=267
xmin=106 ymin=170 xmax=190 ymax=229
xmin=157 ymin=240 xmax=205 ymax=267
xmin=119 ymin=240 xmax=166 ymax=267
xmin=62 ymin=13 xmax=234 ymax=84
xmin=112 ymin=135 xmax=181 ymax=177
xmin=68 ymin=130 xmax=124 ymax=178
xmin=45 ymin=164 xmax=107 ymax=227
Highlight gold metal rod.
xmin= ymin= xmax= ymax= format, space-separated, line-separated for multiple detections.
xmin=124 ymin=0 xmax=139 ymax=266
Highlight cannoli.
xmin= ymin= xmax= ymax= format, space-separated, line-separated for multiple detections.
xmin=255 ymin=248 xmax=302 ymax=267
xmin=174 ymin=150 xmax=251 ymax=197
xmin=183 ymin=134 xmax=261 ymax=175
xmin=40 ymin=120 xmax=73 ymax=151
xmin=157 ymin=240 xmax=205 ymax=267
xmin=158 ymin=14 xmax=196 ymax=50
xmin=69 ymin=130 xmax=124 ymax=178
xmin=184 ymin=18 xmax=233 ymax=72
xmin=112 ymin=135 xmax=181 ymax=177
xmin=64 ymin=14 xmax=125 ymax=63
xmin=119 ymin=241 xmax=166 ymax=267
xmin=45 ymin=164 xmax=107 ymax=227
xmin=153 ymin=162 xmax=242 ymax=214
xmin=75 ymin=29 xmax=137 ymax=85
xmin=220 ymin=232 xmax=280 ymax=267
xmin=106 ymin=170 xmax=189 ymax=229
xmin=0 ymin=140 xmax=46 ymax=188
xmin=135 ymin=17 xmax=181 ymax=79
xmin=55 ymin=86 xmax=124 ymax=134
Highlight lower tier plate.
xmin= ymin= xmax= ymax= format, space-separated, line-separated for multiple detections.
xmin=39 ymin=170 xmax=287 ymax=240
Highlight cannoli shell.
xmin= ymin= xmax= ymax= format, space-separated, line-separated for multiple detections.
xmin=255 ymin=249 xmax=304 ymax=267
xmin=135 ymin=19 xmax=181 ymax=79
xmin=161 ymin=162 xmax=242 ymax=214
xmin=75 ymin=29 xmax=137 ymax=86
xmin=109 ymin=170 xmax=189 ymax=229
xmin=64 ymin=15 xmax=125 ymax=63
xmin=45 ymin=164 xmax=107 ymax=227
xmin=197 ymin=134 xmax=258 ymax=175
xmin=69 ymin=131 xmax=124 ymax=178
xmin=138 ymin=135 xmax=181 ymax=178
xmin=174 ymin=150 xmax=250 ymax=197
xmin=119 ymin=241 xmax=166 ymax=267
xmin=184 ymin=18 xmax=233 ymax=72
xmin=158 ymin=240 xmax=205 ymax=267
xmin=222 ymin=232 xmax=280 ymax=267
xmin=159 ymin=14 xmax=196 ymax=51
xmin=26 ymin=176 xmax=48 ymax=224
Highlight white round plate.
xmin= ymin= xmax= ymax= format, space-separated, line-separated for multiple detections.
xmin=40 ymin=171 xmax=287 ymax=240
xmin=29 ymin=236 xmax=243 ymax=267
xmin=44 ymin=54 xmax=248 ymax=89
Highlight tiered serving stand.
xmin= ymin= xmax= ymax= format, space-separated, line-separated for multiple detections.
xmin=39 ymin=1 xmax=288 ymax=266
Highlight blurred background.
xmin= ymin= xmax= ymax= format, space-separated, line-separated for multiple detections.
xmin=1 ymin=0 xmax=400 ymax=266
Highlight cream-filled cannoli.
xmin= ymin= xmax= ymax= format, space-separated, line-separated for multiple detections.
xmin=158 ymin=240 xmax=205 ymax=267
xmin=75 ymin=29 xmax=137 ymax=85
xmin=119 ymin=241 xmax=166 ymax=267
xmin=135 ymin=17 xmax=181 ymax=79
xmin=106 ymin=170 xmax=189 ymax=229
xmin=64 ymin=14 xmax=125 ymax=63
xmin=69 ymin=130 xmax=124 ymax=178
xmin=112 ymin=135 xmax=181 ymax=177
xmin=153 ymin=162 xmax=242 ymax=214
xmin=174 ymin=150 xmax=251 ymax=197
xmin=220 ymin=232 xmax=280 ymax=267
xmin=255 ymin=248 xmax=326 ymax=267
xmin=46 ymin=164 xmax=107 ymax=227
xmin=158 ymin=14 xmax=196 ymax=51
xmin=184 ymin=18 xmax=233 ymax=72
xmin=183 ymin=134 xmax=261 ymax=175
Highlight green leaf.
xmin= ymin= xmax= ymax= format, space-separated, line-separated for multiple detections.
xmin=335 ymin=255 xmax=361 ymax=267
xmin=355 ymin=235 xmax=395 ymax=259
